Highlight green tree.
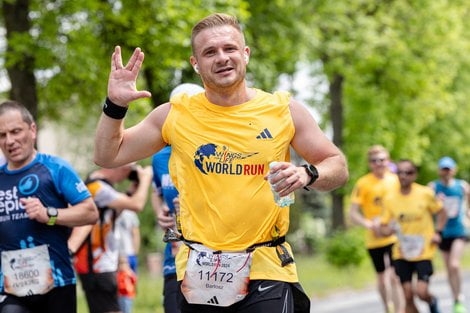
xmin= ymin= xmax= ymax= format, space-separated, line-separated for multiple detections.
xmin=308 ymin=0 xmax=470 ymax=228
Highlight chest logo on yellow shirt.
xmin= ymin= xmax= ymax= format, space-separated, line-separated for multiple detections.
xmin=194 ymin=144 xmax=261 ymax=175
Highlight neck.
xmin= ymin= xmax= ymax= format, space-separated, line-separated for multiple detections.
xmin=7 ymin=150 xmax=37 ymax=171
xmin=400 ymin=184 xmax=412 ymax=195
xmin=440 ymin=177 xmax=453 ymax=185
xmin=372 ymin=171 xmax=385 ymax=179
xmin=205 ymin=82 xmax=255 ymax=107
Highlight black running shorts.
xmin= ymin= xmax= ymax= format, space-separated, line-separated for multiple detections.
xmin=394 ymin=259 xmax=433 ymax=283
xmin=367 ymin=243 xmax=394 ymax=273
xmin=0 ymin=285 xmax=76 ymax=313
xmin=79 ymin=272 xmax=120 ymax=313
xmin=177 ymin=279 xmax=310 ymax=313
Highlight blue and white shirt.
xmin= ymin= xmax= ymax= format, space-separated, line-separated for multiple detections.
xmin=152 ymin=146 xmax=179 ymax=277
xmin=0 ymin=153 xmax=91 ymax=293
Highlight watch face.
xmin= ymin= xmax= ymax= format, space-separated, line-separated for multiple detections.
xmin=47 ymin=207 xmax=58 ymax=217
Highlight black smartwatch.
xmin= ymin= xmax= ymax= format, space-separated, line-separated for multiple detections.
xmin=302 ymin=164 xmax=319 ymax=191
xmin=46 ymin=207 xmax=58 ymax=226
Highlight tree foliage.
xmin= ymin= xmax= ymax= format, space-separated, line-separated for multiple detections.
xmin=2 ymin=0 xmax=470 ymax=236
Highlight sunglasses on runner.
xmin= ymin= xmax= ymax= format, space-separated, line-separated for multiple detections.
xmin=369 ymin=158 xmax=386 ymax=164
xmin=397 ymin=170 xmax=416 ymax=176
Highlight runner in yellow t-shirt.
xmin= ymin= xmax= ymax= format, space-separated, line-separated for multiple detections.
xmin=381 ymin=160 xmax=447 ymax=313
xmin=349 ymin=145 xmax=403 ymax=313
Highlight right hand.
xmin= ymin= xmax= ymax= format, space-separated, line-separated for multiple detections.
xmin=136 ymin=165 xmax=153 ymax=180
xmin=157 ymin=205 xmax=176 ymax=230
xmin=108 ymin=46 xmax=151 ymax=106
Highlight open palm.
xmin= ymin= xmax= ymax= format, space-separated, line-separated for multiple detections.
xmin=107 ymin=46 xmax=151 ymax=106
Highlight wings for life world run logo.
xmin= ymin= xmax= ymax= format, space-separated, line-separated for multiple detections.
xmin=194 ymin=144 xmax=264 ymax=176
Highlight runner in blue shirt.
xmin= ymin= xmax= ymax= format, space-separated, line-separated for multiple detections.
xmin=428 ymin=156 xmax=470 ymax=313
xmin=151 ymin=83 xmax=203 ymax=313
xmin=0 ymin=100 xmax=98 ymax=313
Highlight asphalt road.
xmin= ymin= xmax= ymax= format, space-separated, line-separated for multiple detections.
xmin=310 ymin=271 xmax=470 ymax=313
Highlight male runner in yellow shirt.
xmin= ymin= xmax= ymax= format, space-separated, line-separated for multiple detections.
xmin=381 ymin=160 xmax=447 ymax=313
xmin=93 ymin=13 xmax=348 ymax=313
xmin=349 ymin=145 xmax=403 ymax=313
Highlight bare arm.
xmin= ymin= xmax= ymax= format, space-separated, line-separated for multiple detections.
xmin=132 ymin=225 xmax=141 ymax=254
xmin=107 ymin=166 xmax=153 ymax=213
xmin=22 ymin=197 xmax=98 ymax=227
xmin=435 ymin=207 xmax=448 ymax=232
xmin=68 ymin=225 xmax=93 ymax=254
xmin=272 ymin=99 xmax=348 ymax=195
xmin=266 ymin=99 xmax=348 ymax=196
xmin=349 ymin=203 xmax=373 ymax=229
xmin=463 ymin=180 xmax=470 ymax=219
xmin=94 ymin=46 xmax=169 ymax=167
xmin=379 ymin=222 xmax=396 ymax=237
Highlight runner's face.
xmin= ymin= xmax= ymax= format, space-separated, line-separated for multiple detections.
xmin=368 ymin=152 xmax=389 ymax=175
xmin=396 ymin=162 xmax=417 ymax=188
xmin=191 ymin=25 xmax=249 ymax=90
xmin=0 ymin=110 xmax=37 ymax=170
xmin=438 ymin=167 xmax=455 ymax=180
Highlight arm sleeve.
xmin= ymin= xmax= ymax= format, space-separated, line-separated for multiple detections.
xmin=54 ymin=159 xmax=91 ymax=205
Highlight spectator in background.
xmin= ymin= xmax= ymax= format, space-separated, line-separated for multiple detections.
xmin=116 ymin=255 xmax=137 ymax=313
xmin=428 ymin=157 xmax=470 ymax=313
xmin=116 ymin=209 xmax=140 ymax=273
xmin=381 ymin=159 xmax=447 ymax=313
xmin=73 ymin=164 xmax=152 ymax=313
xmin=349 ymin=145 xmax=404 ymax=313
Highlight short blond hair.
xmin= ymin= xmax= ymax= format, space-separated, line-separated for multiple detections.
xmin=367 ymin=145 xmax=389 ymax=159
xmin=191 ymin=13 xmax=245 ymax=53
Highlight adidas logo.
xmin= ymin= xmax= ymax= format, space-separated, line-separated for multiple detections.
xmin=256 ymin=128 xmax=273 ymax=139
xmin=207 ymin=296 xmax=220 ymax=305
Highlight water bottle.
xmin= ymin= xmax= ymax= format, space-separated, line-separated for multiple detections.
xmin=268 ymin=162 xmax=295 ymax=207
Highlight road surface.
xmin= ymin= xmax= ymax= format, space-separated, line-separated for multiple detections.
xmin=311 ymin=271 xmax=470 ymax=313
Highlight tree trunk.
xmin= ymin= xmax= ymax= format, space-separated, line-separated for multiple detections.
xmin=329 ymin=73 xmax=345 ymax=230
xmin=2 ymin=0 xmax=38 ymax=120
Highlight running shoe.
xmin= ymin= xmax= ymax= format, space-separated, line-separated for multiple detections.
xmin=454 ymin=302 xmax=467 ymax=313
xmin=429 ymin=297 xmax=441 ymax=313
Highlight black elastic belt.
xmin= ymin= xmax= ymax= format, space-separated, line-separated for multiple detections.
xmin=180 ymin=235 xmax=286 ymax=253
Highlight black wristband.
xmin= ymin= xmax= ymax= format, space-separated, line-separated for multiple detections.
xmin=302 ymin=164 xmax=319 ymax=191
xmin=103 ymin=97 xmax=128 ymax=119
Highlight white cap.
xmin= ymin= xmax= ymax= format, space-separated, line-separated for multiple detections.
xmin=170 ymin=83 xmax=204 ymax=98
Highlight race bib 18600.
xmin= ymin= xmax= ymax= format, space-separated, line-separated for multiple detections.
xmin=181 ymin=244 xmax=252 ymax=307
xmin=2 ymin=245 xmax=54 ymax=297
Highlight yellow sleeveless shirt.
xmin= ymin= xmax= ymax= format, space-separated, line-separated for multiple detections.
xmin=162 ymin=89 xmax=298 ymax=282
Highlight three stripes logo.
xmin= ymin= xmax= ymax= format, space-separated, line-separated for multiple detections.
xmin=256 ymin=128 xmax=273 ymax=140
xmin=207 ymin=296 xmax=220 ymax=305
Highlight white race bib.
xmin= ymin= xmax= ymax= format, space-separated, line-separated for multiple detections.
xmin=443 ymin=196 xmax=460 ymax=218
xmin=181 ymin=244 xmax=252 ymax=307
xmin=2 ymin=245 xmax=54 ymax=297
xmin=399 ymin=235 xmax=425 ymax=259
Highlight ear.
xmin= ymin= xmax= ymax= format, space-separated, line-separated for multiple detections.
xmin=243 ymin=47 xmax=250 ymax=64
xmin=190 ymin=56 xmax=199 ymax=74
xmin=30 ymin=122 xmax=37 ymax=140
